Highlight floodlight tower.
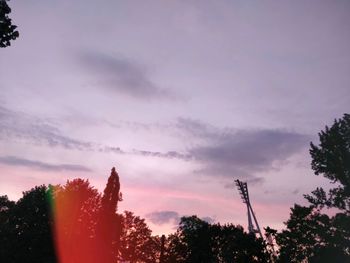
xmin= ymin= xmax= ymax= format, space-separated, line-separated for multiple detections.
xmin=235 ymin=179 xmax=263 ymax=239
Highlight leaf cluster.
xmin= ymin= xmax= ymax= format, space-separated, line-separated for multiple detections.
xmin=0 ymin=0 xmax=19 ymax=47
xmin=165 ymin=216 xmax=271 ymax=263
xmin=273 ymin=114 xmax=350 ymax=262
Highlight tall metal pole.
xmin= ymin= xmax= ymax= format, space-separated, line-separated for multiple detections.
xmin=235 ymin=179 xmax=263 ymax=239
xmin=247 ymin=201 xmax=254 ymax=234
xmin=248 ymin=202 xmax=263 ymax=239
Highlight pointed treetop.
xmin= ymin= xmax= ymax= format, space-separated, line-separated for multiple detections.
xmin=101 ymin=167 xmax=122 ymax=214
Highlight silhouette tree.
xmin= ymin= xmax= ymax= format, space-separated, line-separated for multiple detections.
xmin=165 ymin=232 xmax=187 ymax=262
xmin=52 ymin=179 xmax=101 ymax=263
xmin=0 ymin=0 xmax=19 ymax=47
xmin=306 ymin=113 xmax=350 ymax=212
xmin=165 ymin=216 xmax=271 ymax=263
xmin=0 ymin=187 xmax=56 ymax=263
xmin=95 ymin=167 xmax=123 ymax=263
xmin=275 ymin=205 xmax=350 ymax=263
xmin=216 ymin=223 xmax=270 ymax=262
xmin=52 ymin=168 xmax=124 ymax=263
xmin=274 ymin=113 xmax=350 ymax=262
xmin=0 ymin=168 xmax=127 ymax=263
xmin=169 ymin=216 xmax=215 ymax=262
xmin=0 ymin=195 xmax=15 ymax=222
xmin=119 ymin=211 xmax=160 ymax=262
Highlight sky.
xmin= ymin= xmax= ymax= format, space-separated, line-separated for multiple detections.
xmin=1 ymin=0 xmax=349 ymax=235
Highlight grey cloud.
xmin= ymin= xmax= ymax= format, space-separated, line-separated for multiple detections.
xmin=190 ymin=129 xmax=309 ymax=179
xmin=78 ymin=52 xmax=175 ymax=100
xmin=105 ymin=117 xmax=310 ymax=178
xmin=146 ymin=211 xmax=215 ymax=226
xmin=0 ymin=106 xmax=192 ymax=161
xmin=100 ymin=146 xmax=125 ymax=154
xmin=292 ymin=189 xmax=300 ymax=195
xmin=132 ymin=149 xmax=191 ymax=160
xmin=146 ymin=211 xmax=180 ymax=225
xmin=0 ymin=106 xmax=93 ymax=151
xmin=175 ymin=117 xmax=310 ymax=181
xmin=247 ymin=177 xmax=265 ymax=185
xmin=0 ymin=156 xmax=92 ymax=172
xmin=176 ymin=117 xmax=217 ymax=139
xmin=0 ymin=106 xmax=125 ymax=155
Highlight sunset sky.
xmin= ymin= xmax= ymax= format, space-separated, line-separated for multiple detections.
xmin=1 ymin=0 xmax=349 ymax=235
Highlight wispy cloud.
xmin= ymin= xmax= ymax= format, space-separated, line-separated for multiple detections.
xmin=189 ymin=129 xmax=309 ymax=178
xmin=132 ymin=149 xmax=191 ymax=160
xmin=78 ymin=51 xmax=176 ymax=100
xmin=0 ymin=106 xmax=122 ymax=156
xmin=0 ymin=106 xmax=93 ymax=151
xmin=175 ymin=117 xmax=218 ymax=139
xmin=0 ymin=104 xmax=309 ymax=180
xmin=0 ymin=106 xmax=190 ymax=161
xmin=0 ymin=156 xmax=92 ymax=172
xmin=99 ymin=146 xmax=125 ymax=154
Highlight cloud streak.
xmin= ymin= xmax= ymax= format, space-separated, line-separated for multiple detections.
xmin=0 ymin=106 xmax=93 ymax=151
xmin=0 ymin=104 xmax=310 ymax=181
xmin=0 ymin=156 xmax=92 ymax=172
xmin=132 ymin=149 xmax=191 ymax=160
xmin=0 ymin=106 xmax=189 ymax=160
xmin=146 ymin=211 xmax=180 ymax=225
xmin=78 ymin=51 xmax=176 ymax=100
xmin=176 ymin=118 xmax=310 ymax=181
xmin=146 ymin=210 xmax=215 ymax=226
xmin=189 ymin=129 xmax=309 ymax=177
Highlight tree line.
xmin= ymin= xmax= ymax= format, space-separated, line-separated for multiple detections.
xmin=0 ymin=171 xmax=270 ymax=262
xmin=1 ymin=2 xmax=349 ymax=262
xmin=1 ymin=115 xmax=349 ymax=262
xmin=268 ymin=113 xmax=350 ymax=262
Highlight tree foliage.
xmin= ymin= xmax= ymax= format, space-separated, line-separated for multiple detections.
xmin=165 ymin=216 xmax=271 ymax=263
xmin=5 ymin=124 xmax=350 ymax=263
xmin=274 ymin=114 xmax=350 ymax=263
xmin=95 ymin=167 xmax=123 ymax=263
xmin=52 ymin=178 xmax=101 ymax=263
xmin=307 ymin=113 xmax=350 ymax=212
xmin=275 ymin=205 xmax=350 ymax=263
xmin=0 ymin=183 xmax=274 ymax=263
xmin=119 ymin=211 xmax=160 ymax=263
xmin=0 ymin=168 xmax=125 ymax=263
xmin=0 ymin=0 xmax=19 ymax=47
xmin=0 ymin=187 xmax=56 ymax=263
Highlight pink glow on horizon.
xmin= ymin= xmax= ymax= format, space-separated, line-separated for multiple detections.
xmin=0 ymin=165 xmax=92 ymax=199
xmin=0 ymin=165 xmax=295 ymax=234
xmin=122 ymin=184 xmax=293 ymax=233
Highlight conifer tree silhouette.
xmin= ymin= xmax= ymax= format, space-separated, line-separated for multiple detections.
xmin=96 ymin=167 xmax=123 ymax=262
